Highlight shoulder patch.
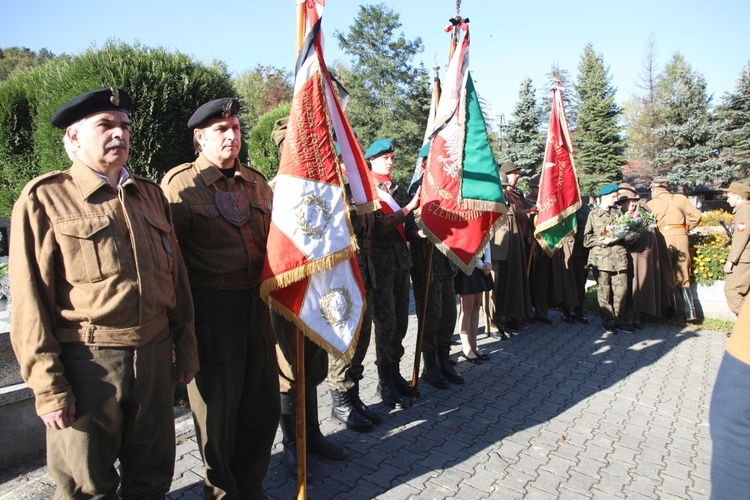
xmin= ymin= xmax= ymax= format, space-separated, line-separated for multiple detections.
xmin=161 ymin=162 xmax=196 ymax=185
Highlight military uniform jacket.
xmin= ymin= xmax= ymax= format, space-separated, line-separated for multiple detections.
xmin=583 ymin=206 xmax=628 ymax=272
xmin=729 ymin=201 xmax=750 ymax=265
xmin=647 ymin=192 xmax=701 ymax=236
xmin=10 ymin=159 xmax=198 ymax=415
xmin=161 ymin=154 xmax=273 ymax=290
xmin=370 ymin=179 xmax=417 ymax=272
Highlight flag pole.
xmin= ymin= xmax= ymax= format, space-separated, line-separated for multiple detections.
xmin=411 ymin=240 xmax=434 ymax=396
xmin=294 ymin=4 xmax=307 ymax=499
xmin=448 ymin=1 xmax=462 ymax=59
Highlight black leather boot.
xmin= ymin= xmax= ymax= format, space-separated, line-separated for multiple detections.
xmin=437 ymin=348 xmax=464 ymax=385
xmin=330 ymin=389 xmax=374 ymax=432
xmin=350 ymin=381 xmax=382 ymax=424
xmin=421 ymin=351 xmax=449 ymax=389
xmin=392 ymin=361 xmax=421 ymax=398
xmin=376 ymin=363 xmax=406 ymax=408
xmin=279 ymin=393 xmax=308 ymax=478
xmin=306 ymin=388 xmax=347 ymax=460
xmin=682 ymin=287 xmax=698 ymax=323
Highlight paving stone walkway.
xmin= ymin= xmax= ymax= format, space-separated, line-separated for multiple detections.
xmin=0 ymin=307 xmax=726 ymax=499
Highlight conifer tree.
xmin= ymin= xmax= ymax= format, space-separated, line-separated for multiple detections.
xmin=572 ymin=43 xmax=626 ymax=195
xmin=652 ymin=54 xmax=731 ymax=189
xmin=499 ymin=78 xmax=545 ymax=177
xmin=716 ymin=63 xmax=750 ymax=181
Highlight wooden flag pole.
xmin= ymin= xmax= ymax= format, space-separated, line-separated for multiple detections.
xmin=411 ymin=240 xmax=434 ymax=397
xmin=295 ymin=5 xmax=307 ymax=499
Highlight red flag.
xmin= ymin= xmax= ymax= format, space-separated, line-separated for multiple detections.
xmin=260 ymin=0 xmax=370 ymax=359
xmin=534 ymin=85 xmax=581 ymax=255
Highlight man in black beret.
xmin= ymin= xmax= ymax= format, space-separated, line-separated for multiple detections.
xmin=162 ymin=97 xmax=280 ymax=498
xmin=10 ymin=87 xmax=198 ymax=497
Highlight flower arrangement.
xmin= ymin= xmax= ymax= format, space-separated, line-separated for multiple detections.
xmin=606 ymin=209 xmax=657 ymax=242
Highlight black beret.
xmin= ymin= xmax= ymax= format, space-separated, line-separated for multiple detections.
xmin=188 ymin=98 xmax=240 ymax=129
xmin=50 ymin=88 xmax=133 ymax=129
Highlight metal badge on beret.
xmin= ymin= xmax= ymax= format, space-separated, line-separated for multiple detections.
xmin=109 ymin=87 xmax=120 ymax=106
xmin=222 ymin=100 xmax=233 ymax=118
xmin=215 ymin=189 xmax=250 ymax=227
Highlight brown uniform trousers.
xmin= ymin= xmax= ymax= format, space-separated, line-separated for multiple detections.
xmin=725 ymin=201 xmax=750 ymax=315
xmin=647 ymin=192 xmax=701 ymax=288
xmin=10 ymin=160 xmax=198 ymax=498
xmin=162 ymin=155 xmax=279 ymax=499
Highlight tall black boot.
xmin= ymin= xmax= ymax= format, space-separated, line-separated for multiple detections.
xmin=421 ymin=351 xmax=449 ymax=389
xmin=437 ymin=347 xmax=464 ymax=385
xmin=330 ymin=389 xmax=374 ymax=432
xmin=376 ymin=363 xmax=405 ymax=408
xmin=279 ymin=393 xmax=304 ymax=477
xmin=682 ymin=287 xmax=698 ymax=323
xmin=350 ymin=381 xmax=382 ymax=424
xmin=306 ymin=388 xmax=347 ymax=460
xmin=392 ymin=361 xmax=421 ymax=398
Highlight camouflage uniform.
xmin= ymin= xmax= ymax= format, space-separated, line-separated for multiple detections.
xmin=583 ymin=206 xmax=629 ymax=328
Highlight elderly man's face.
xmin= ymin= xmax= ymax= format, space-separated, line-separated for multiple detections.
xmin=69 ymin=110 xmax=131 ymax=171
xmin=370 ymin=152 xmax=395 ymax=176
xmin=196 ymin=116 xmax=241 ymax=167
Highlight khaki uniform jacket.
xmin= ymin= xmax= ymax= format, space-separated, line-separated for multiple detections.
xmin=647 ymin=192 xmax=701 ymax=236
xmin=10 ymin=159 xmax=198 ymax=415
xmin=583 ymin=206 xmax=628 ymax=272
xmin=728 ymin=201 xmax=750 ymax=265
xmin=161 ymin=154 xmax=273 ymax=290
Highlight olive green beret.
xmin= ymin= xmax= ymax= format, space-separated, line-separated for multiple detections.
xmin=364 ymin=139 xmax=395 ymax=160
xmin=50 ymin=87 xmax=133 ymax=129
xmin=188 ymin=98 xmax=240 ymax=129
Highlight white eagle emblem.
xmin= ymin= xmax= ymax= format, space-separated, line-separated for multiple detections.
xmin=295 ymin=194 xmax=332 ymax=238
xmin=320 ymin=287 xmax=353 ymax=326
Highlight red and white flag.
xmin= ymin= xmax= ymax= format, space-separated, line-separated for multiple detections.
xmin=260 ymin=0 xmax=374 ymax=359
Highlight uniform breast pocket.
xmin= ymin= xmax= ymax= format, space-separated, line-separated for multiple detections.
xmin=145 ymin=214 xmax=175 ymax=273
xmin=190 ymin=204 xmax=221 ymax=243
xmin=55 ymin=215 xmax=121 ymax=283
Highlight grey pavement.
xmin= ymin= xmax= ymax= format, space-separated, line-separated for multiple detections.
xmin=0 ymin=305 xmax=726 ymax=499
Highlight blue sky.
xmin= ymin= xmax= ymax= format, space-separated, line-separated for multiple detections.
xmin=3 ymin=0 xmax=749 ymax=120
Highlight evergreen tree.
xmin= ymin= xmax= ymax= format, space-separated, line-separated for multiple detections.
xmin=499 ymin=78 xmax=545 ymax=177
xmin=652 ymin=54 xmax=731 ymax=189
xmin=573 ymin=43 xmax=626 ymax=195
xmin=334 ymin=3 xmax=431 ymax=185
xmin=622 ymin=34 xmax=664 ymax=163
xmin=0 ymin=46 xmax=57 ymax=81
xmin=716 ymin=63 xmax=750 ymax=181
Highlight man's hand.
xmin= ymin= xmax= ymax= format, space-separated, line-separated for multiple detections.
xmin=178 ymin=371 xmax=197 ymax=385
xmin=724 ymin=261 xmax=734 ymax=274
xmin=40 ymin=403 xmax=76 ymax=430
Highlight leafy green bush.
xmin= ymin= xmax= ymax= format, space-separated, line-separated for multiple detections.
xmin=247 ymin=101 xmax=290 ymax=180
xmin=0 ymin=40 xmax=237 ymax=216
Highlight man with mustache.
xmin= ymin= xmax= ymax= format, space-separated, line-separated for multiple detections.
xmin=9 ymin=87 xmax=198 ymax=497
xmin=161 ymin=98 xmax=280 ymax=498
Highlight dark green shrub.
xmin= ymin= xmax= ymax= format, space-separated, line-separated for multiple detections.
xmin=0 ymin=40 xmax=238 ymax=216
xmin=247 ymin=101 xmax=290 ymax=180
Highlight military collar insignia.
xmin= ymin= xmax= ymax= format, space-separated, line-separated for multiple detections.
xmin=109 ymin=87 xmax=120 ymax=107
